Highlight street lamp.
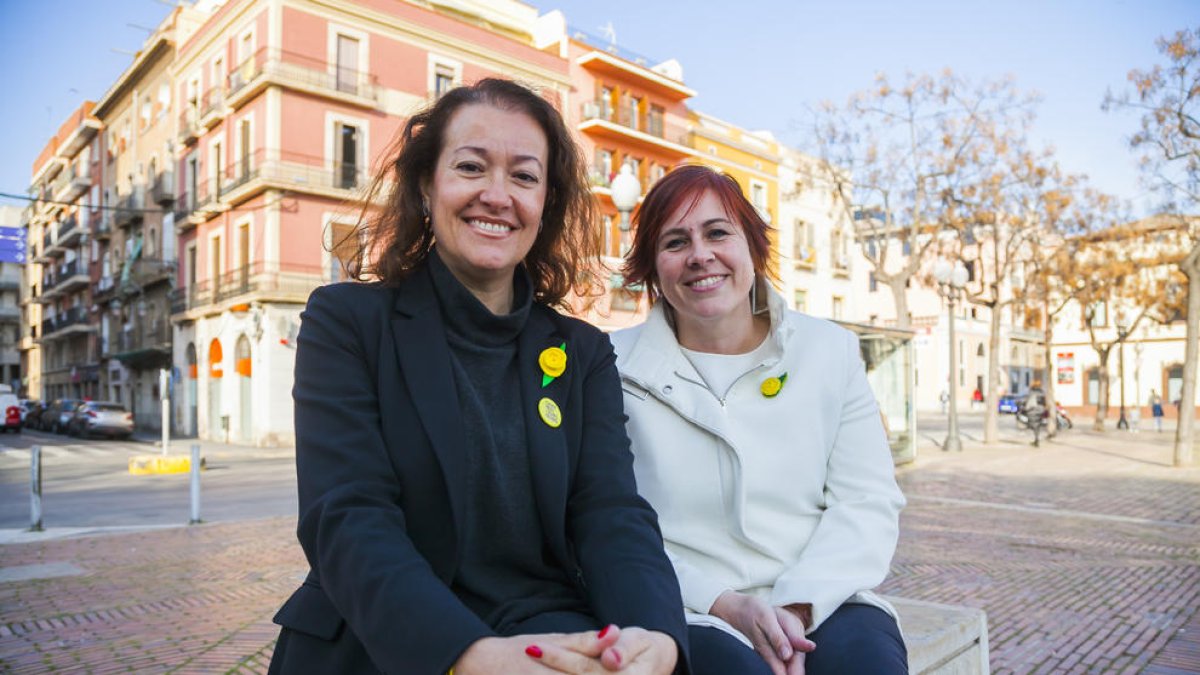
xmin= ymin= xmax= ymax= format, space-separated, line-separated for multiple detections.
xmin=610 ymin=163 xmax=641 ymax=256
xmin=1116 ymin=318 xmax=1129 ymax=430
xmin=934 ymin=259 xmax=970 ymax=452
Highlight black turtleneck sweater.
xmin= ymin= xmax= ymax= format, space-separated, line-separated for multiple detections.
xmin=428 ymin=250 xmax=586 ymax=633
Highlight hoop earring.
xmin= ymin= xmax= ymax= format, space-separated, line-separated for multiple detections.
xmin=750 ymin=275 xmax=768 ymax=315
xmin=421 ymin=199 xmax=430 ymax=225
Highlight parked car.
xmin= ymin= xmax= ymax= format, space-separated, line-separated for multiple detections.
xmin=18 ymin=399 xmax=42 ymax=425
xmin=0 ymin=389 xmax=21 ymax=433
xmin=66 ymin=402 xmax=134 ymax=439
xmin=997 ymin=393 xmax=1025 ymax=414
xmin=40 ymin=399 xmax=82 ymax=434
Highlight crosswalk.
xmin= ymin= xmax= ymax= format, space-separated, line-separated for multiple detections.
xmin=0 ymin=437 xmax=148 ymax=466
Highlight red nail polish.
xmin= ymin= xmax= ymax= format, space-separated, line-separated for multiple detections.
xmin=526 ymin=645 xmax=543 ymax=658
xmin=598 ymin=625 xmax=612 ymax=638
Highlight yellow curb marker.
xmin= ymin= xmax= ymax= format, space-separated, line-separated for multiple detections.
xmin=128 ymin=455 xmax=206 ymax=476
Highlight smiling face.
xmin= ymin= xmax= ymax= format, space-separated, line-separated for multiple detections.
xmin=424 ymin=103 xmax=548 ymax=295
xmin=654 ymin=189 xmax=758 ymax=338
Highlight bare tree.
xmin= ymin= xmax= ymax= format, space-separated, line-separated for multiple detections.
xmin=1105 ymin=27 xmax=1200 ymax=465
xmin=803 ymin=71 xmax=1038 ymax=330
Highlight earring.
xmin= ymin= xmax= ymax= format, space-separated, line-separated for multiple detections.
xmin=750 ymin=275 xmax=768 ymax=315
xmin=421 ymin=199 xmax=430 ymax=223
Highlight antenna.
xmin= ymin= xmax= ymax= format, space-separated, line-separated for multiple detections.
xmin=598 ymin=21 xmax=617 ymax=47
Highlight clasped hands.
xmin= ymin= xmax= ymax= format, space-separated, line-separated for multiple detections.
xmin=454 ymin=625 xmax=677 ymax=675
xmin=710 ymin=591 xmax=816 ymax=675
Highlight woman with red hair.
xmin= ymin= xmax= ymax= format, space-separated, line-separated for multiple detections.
xmin=612 ymin=164 xmax=908 ymax=675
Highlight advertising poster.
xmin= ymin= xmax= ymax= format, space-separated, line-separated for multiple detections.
xmin=1057 ymin=352 xmax=1075 ymax=384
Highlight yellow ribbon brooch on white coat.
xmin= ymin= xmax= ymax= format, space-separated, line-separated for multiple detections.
xmin=761 ymin=373 xmax=787 ymax=398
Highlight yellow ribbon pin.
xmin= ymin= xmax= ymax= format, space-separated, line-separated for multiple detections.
xmin=761 ymin=373 xmax=788 ymax=398
xmin=540 ymin=343 xmax=567 ymax=387
xmin=538 ymin=397 xmax=563 ymax=428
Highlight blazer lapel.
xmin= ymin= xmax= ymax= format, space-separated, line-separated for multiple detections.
xmin=518 ymin=307 xmax=571 ymax=563
xmin=391 ymin=268 xmax=468 ymax=552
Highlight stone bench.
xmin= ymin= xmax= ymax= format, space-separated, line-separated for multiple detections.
xmin=884 ymin=596 xmax=990 ymax=674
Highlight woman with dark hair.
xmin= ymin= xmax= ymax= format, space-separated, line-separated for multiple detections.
xmin=269 ymin=78 xmax=686 ymax=675
xmin=612 ymin=164 xmax=908 ymax=675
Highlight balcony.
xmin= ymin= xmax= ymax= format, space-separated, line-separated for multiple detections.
xmin=151 ymin=171 xmax=175 ymax=205
xmin=113 ymin=192 xmax=144 ymax=228
xmin=199 ymin=87 xmax=225 ymax=128
xmin=216 ymin=149 xmax=368 ymax=207
xmin=39 ymin=306 xmax=95 ymax=341
xmin=170 ymin=261 xmax=323 ymax=316
xmin=93 ymin=275 xmax=118 ymax=303
xmin=0 ymin=305 xmax=20 ymax=322
xmin=44 ymin=259 xmax=90 ymax=294
xmin=56 ymin=165 xmax=92 ymax=203
xmin=93 ymin=211 xmax=112 ymax=241
xmin=111 ymin=320 xmax=171 ymax=369
xmin=226 ymin=48 xmax=380 ymax=111
xmin=579 ymin=100 xmax=695 ymax=159
xmin=128 ymin=257 xmax=175 ymax=289
xmin=179 ymin=108 xmax=200 ymax=145
xmin=57 ymin=215 xmax=83 ymax=249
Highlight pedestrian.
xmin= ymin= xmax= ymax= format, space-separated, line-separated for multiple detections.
xmin=939 ymin=389 xmax=949 ymax=414
xmin=269 ymin=79 xmax=685 ymax=674
xmin=613 ymin=164 xmax=908 ymax=675
xmin=1150 ymin=389 xmax=1164 ymax=432
xmin=971 ymin=387 xmax=983 ymax=410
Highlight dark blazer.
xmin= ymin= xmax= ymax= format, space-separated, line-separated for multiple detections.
xmin=270 ymin=267 xmax=689 ymax=674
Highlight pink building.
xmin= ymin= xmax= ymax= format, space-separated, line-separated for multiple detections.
xmin=168 ymin=0 xmax=570 ymax=445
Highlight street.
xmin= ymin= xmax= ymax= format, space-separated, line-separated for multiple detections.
xmin=1 ymin=417 xmax=1198 ymax=673
xmin=0 ymin=429 xmax=296 ymax=532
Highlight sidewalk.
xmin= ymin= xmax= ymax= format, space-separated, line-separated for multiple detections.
xmin=125 ymin=431 xmax=296 ymax=461
xmin=1 ymin=424 xmax=1198 ymax=673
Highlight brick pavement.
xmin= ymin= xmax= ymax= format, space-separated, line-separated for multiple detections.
xmin=0 ymin=428 xmax=1197 ymax=673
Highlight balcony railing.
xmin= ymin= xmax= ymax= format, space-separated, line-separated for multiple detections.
xmin=169 ymin=262 xmax=324 ymax=314
xmin=43 ymin=259 xmax=88 ymax=293
xmin=128 ymin=257 xmax=175 ymax=288
xmin=199 ymin=87 xmax=225 ymax=126
xmin=151 ymin=171 xmax=175 ymax=205
xmin=94 ymin=211 xmax=112 ymax=240
xmin=40 ymin=306 xmax=92 ymax=340
xmin=113 ymin=321 xmax=171 ymax=355
xmin=580 ymin=100 xmax=691 ymax=148
xmin=114 ymin=192 xmax=143 ymax=228
xmin=93 ymin=275 xmax=117 ymax=301
xmin=210 ymin=149 xmax=367 ymax=205
xmin=226 ymin=47 xmax=379 ymax=106
xmin=179 ymin=107 xmax=200 ymax=144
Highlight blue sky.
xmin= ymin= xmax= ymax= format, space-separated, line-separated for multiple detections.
xmin=0 ymin=0 xmax=1194 ymax=216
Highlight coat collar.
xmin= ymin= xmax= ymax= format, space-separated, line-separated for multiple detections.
xmin=391 ymin=263 xmax=575 ymax=568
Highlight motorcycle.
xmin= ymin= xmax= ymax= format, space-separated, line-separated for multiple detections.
xmin=1016 ymin=399 xmax=1072 ymax=431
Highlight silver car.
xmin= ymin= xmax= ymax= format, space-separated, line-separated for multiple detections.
xmin=66 ymin=402 xmax=134 ymax=439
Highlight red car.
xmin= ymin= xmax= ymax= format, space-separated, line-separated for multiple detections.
xmin=3 ymin=405 xmax=21 ymax=433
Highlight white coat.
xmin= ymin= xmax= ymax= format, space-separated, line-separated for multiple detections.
xmin=611 ymin=288 xmax=906 ymax=642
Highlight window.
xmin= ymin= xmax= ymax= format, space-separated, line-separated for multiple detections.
xmin=210 ymin=139 xmax=224 ymax=188
xmin=794 ymin=220 xmax=814 ymax=264
xmin=336 ymin=34 xmax=360 ymax=94
xmin=596 ymin=149 xmax=613 ymax=185
xmin=210 ymin=234 xmax=224 ymax=292
xmin=794 ymin=289 xmax=807 ymax=312
xmin=329 ymin=220 xmax=358 ymax=282
xmin=238 ymin=118 xmax=252 ymax=180
xmin=599 ymin=86 xmax=615 ymax=119
xmin=1166 ymin=363 xmax=1183 ymax=404
xmin=428 ymin=56 xmax=461 ymax=99
xmin=650 ymin=163 xmax=666 ymax=185
xmin=832 ymin=295 xmax=844 ymax=320
xmin=869 ymin=272 xmax=878 ymax=293
xmin=434 ymin=64 xmax=455 ymax=98
xmin=628 ymin=96 xmax=642 ymax=130
xmin=1086 ymin=367 xmax=1101 ymax=405
xmin=648 ymin=104 xmax=665 ymax=137
xmin=336 ymin=122 xmax=359 ymax=189
xmin=186 ymin=244 xmax=197 ymax=292
xmin=1086 ymin=301 xmax=1108 ymax=328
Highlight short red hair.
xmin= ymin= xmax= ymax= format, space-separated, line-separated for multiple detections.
xmin=622 ymin=164 xmax=776 ymax=301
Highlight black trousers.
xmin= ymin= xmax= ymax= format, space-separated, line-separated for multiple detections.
xmin=689 ymin=604 xmax=908 ymax=675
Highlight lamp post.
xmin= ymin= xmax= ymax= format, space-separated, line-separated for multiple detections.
xmin=934 ymin=259 xmax=969 ymax=452
xmin=610 ymin=163 xmax=641 ymax=257
xmin=1116 ymin=318 xmax=1129 ymax=430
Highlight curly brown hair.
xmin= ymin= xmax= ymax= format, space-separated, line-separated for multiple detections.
xmin=341 ymin=78 xmax=600 ymax=308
